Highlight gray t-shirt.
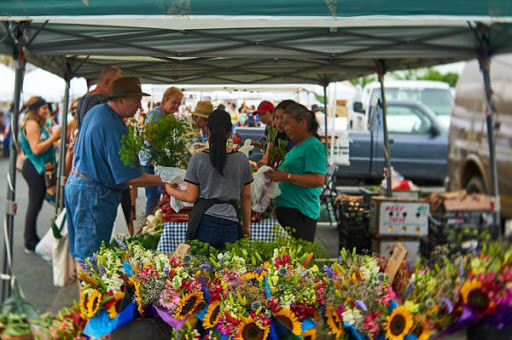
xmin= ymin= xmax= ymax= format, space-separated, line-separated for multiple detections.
xmin=76 ymin=93 xmax=107 ymax=129
xmin=185 ymin=151 xmax=253 ymax=221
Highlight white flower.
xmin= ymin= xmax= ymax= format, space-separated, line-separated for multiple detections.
xmin=342 ymin=308 xmax=363 ymax=325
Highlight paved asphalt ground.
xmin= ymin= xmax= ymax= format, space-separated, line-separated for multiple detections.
xmin=0 ymin=157 xmax=466 ymax=339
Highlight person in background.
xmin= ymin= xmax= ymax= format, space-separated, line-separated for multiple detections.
xmin=139 ymin=87 xmax=183 ymax=215
xmin=20 ymin=96 xmax=61 ymax=253
xmin=65 ymin=77 xmax=164 ymax=263
xmin=76 ymin=66 xmax=124 ymax=129
xmin=252 ymin=100 xmax=274 ymax=150
xmin=165 ymin=109 xmax=253 ymax=250
xmin=265 ymin=102 xmax=327 ymax=242
xmin=257 ymin=99 xmax=296 ymax=168
xmin=229 ymin=103 xmax=240 ymax=128
xmin=190 ymin=100 xmax=214 ymax=144
xmin=64 ymin=98 xmax=80 ymax=178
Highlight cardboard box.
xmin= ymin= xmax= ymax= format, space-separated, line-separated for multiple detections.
xmin=370 ymin=196 xmax=429 ymax=237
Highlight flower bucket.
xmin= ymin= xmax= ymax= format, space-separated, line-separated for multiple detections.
xmin=83 ymin=302 xmax=138 ymax=338
xmin=466 ymin=324 xmax=512 ymax=340
xmin=0 ymin=334 xmax=33 ymax=340
xmin=110 ymin=317 xmax=173 ymax=340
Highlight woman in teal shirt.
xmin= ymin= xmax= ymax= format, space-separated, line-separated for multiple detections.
xmin=20 ymin=96 xmax=61 ymax=252
xmin=265 ymin=102 xmax=327 ymax=242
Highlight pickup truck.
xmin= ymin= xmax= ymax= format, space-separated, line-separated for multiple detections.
xmin=342 ymin=100 xmax=448 ymax=185
xmin=232 ymin=126 xmax=267 ymax=162
xmin=232 ymin=100 xmax=448 ymax=185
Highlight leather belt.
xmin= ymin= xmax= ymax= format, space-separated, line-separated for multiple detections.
xmin=70 ymin=168 xmax=123 ymax=192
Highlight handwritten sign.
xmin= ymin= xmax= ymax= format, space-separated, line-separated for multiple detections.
xmin=175 ymin=243 xmax=190 ymax=259
xmin=384 ymin=242 xmax=408 ymax=284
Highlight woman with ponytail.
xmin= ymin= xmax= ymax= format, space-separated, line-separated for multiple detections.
xmin=265 ymin=102 xmax=327 ymax=242
xmin=165 ymin=109 xmax=253 ymax=249
xmin=20 ymin=96 xmax=61 ymax=252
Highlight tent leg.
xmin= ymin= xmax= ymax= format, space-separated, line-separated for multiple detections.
xmin=478 ymin=55 xmax=501 ymax=227
xmin=377 ymin=61 xmax=392 ymax=197
xmin=323 ymin=83 xmax=329 ymax=151
xmin=1 ymin=24 xmax=26 ymax=303
xmin=55 ymin=72 xmax=71 ymax=214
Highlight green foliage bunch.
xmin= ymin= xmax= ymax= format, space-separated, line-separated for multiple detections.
xmin=120 ymin=113 xmax=189 ymax=168
xmin=266 ymin=127 xmax=289 ymax=170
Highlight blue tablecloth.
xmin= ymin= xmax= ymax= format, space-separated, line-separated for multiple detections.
xmin=156 ymin=217 xmax=289 ymax=253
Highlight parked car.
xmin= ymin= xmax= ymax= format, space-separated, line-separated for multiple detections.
xmin=350 ymin=80 xmax=453 ymax=131
xmin=341 ymin=100 xmax=448 ymax=185
xmin=447 ymin=54 xmax=512 ymax=219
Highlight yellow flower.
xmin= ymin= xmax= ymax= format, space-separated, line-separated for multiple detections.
xmin=460 ymin=279 xmax=491 ymax=312
xmin=273 ymin=308 xmax=302 ymax=335
xmin=174 ymin=291 xmax=204 ymax=320
xmin=86 ymin=290 xmax=102 ymax=318
xmin=384 ymin=306 xmax=414 ymax=340
xmin=325 ymin=305 xmax=344 ymax=339
xmin=107 ymin=291 xmax=126 ymax=319
xmin=236 ymin=315 xmax=270 ymax=340
xmin=412 ymin=315 xmax=431 ymax=340
xmin=79 ymin=291 xmax=88 ymax=319
xmin=128 ymin=276 xmax=144 ymax=314
xmin=404 ymin=301 xmax=419 ymax=314
xmin=203 ymin=301 xmax=221 ymax=329
xmin=302 ymin=327 xmax=317 ymax=340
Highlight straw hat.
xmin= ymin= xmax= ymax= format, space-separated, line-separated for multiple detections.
xmin=191 ymin=101 xmax=214 ymax=118
xmin=109 ymin=76 xmax=150 ymax=98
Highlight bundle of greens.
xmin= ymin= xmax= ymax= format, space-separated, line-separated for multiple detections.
xmin=266 ymin=127 xmax=288 ymax=170
xmin=120 ymin=113 xmax=189 ymax=168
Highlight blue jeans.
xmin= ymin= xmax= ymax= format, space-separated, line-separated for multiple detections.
xmin=196 ymin=214 xmax=239 ymax=250
xmin=65 ymin=174 xmax=122 ymax=260
xmin=141 ymin=165 xmax=162 ymax=215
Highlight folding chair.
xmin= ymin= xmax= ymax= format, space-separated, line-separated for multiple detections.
xmin=319 ymin=165 xmax=339 ymax=225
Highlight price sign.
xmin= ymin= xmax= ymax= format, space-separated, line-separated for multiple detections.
xmin=175 ymin=243 xmax=191 ymax=259
xmin=384 ymin=242 xmax=408 ymax=284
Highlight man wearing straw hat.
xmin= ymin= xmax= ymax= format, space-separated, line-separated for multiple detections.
xmin=65 ymin=76 xmax=165 ymax=262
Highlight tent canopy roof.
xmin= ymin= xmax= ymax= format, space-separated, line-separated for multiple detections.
xmin=1 ymin=1 xmax=512 ymax=84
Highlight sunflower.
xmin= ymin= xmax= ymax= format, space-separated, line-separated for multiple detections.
xmin=128 ymin=277 xmax=144 ymax=314
xmin=203 ymin=301 xmax=221 ymax=329
xmin=79 ymin=291 xmax=88 ymax=319
xmin=302 ymin=327 xmax=317 ymax=340
xmin=86 ymin=290 xmax=102 ymax=318
xmin=384 ymin=306 xmax=414 ymax=340
xmin=325 ymin=305 xmax=344 ymax=339
xmin=460 ymin=279 xmax=491 ymax=312
xmin=174 ymin=291 xmax=204 ymax=320
xmin=412 ymin=315 xmax=431 ymax=340
xmin=237 ymin=316 xmax=270 ymax=340
xmin=107 ymin=291 xmax=126 ymax=319
xmin=273 ymin=308 xmax=302 ymax=335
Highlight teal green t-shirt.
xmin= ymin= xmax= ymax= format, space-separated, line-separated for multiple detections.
xmin=21 ymin=125 xmax=56 ymax=175
xmin=274 ymin=137 xmax=327 ymax=220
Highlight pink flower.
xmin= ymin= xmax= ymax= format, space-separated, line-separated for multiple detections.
xmin=376 ymin=285 xmax=397 ymax=307
xmin=364 ymin=312 xmax=382 ymax=339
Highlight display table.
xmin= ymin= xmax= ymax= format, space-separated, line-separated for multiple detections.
xmin=157 ymin=217 xmax=289 ymax=253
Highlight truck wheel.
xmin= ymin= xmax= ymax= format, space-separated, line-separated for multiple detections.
xmin=466 ymin=176 xmax=486 ymax=194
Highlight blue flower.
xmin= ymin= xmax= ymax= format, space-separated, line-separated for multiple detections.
xmin=355 ymin=300 xmax=367 ymax=311
xmin=441 ymin=298 xmax=453 ymax=313
xmin=323 ymin=265 xmax=334 ymax=278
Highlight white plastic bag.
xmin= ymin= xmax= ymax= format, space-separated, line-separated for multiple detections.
xmin=156 ymin=166 xmax=186 ymax=184
xmin=36 ymin=208 xmax=67 ymax=263
xmin=251 ymin=165 xmax=281 ymax=213
xmin=51 ymin=209 xmax=76 ymax=287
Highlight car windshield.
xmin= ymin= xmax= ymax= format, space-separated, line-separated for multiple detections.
xmin=370 ymin=87 xmax=453 ymax=123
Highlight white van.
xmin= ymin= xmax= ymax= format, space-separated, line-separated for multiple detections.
xmin=350 ymin=80 xmax=453 ymax=130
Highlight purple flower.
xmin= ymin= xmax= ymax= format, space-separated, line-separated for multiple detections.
xmin=404 ymin=281 xmax=414 ymax=298
xmin=163 ymin=266 xmax=169 ymax=274
xmin=441 ymin=298 xmax=454 ymax=313
xmin=200 ymin=261 xmax=214 ymax=272
xmin=324 ymin=265 xmax=334 ymax=278
xmin=459 ymin=261 xmax=465 ymax=281
xmin=115 ymin=239 xmax=128 ymax=251
xmin=355 ymin=300 xmax=368 ymax=311
xmin=338 ymin=256 xmax=344 ymax=265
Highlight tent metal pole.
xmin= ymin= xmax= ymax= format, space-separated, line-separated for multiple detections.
xmin=478 ymin=54 xmax=501 ymax=226
xmin=377 ymin=61 xmax=392 ymax=197
xmin=1 ymin=23 xmax=26 ymax=303
xmin=55 ymin=67 xmax=71 ymax=214
xmin=323 ymin=83 xmax=328 ymax=151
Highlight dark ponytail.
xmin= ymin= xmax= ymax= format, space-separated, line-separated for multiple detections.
xmin=207 ymin=109 xmax=232 ymax=175
xmin=284 ymin=102 xmax=321 ymax=140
